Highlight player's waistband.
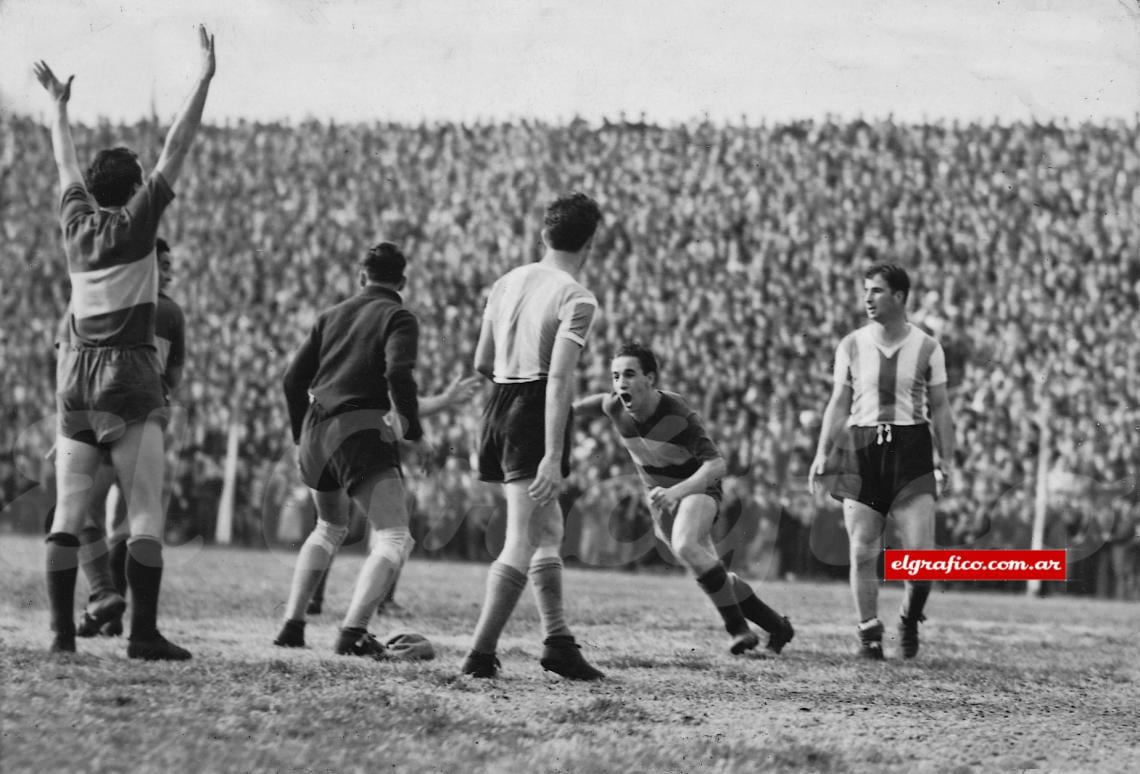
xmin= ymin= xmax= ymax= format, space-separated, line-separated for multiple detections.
xmin=492 ymin=375 xmax=547 ymax=384
xmin=61 ymin=341 xmax=157 ymax=352
xmin=848 ymin=422 xmax=930 ymax=447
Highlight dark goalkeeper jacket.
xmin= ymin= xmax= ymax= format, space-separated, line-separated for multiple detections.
xmin=283 ymin=284 xmax=423 ymax=444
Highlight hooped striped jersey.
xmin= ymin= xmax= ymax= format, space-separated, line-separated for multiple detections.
xmin=834 ymin=324 xmax=947 ymax=427
xmin=483 ymin=262 xmax=597 ymax=383
xmin=601 ymin=391 xmax=723 ymax=500
xmin=58 ymin=174 xmax=174 ymax=348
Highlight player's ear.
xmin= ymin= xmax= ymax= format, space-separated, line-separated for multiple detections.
xmin=540 ymin=228 xmax=551 ymax=248
xmin=358 ymin=270 xmax=367 ymax=288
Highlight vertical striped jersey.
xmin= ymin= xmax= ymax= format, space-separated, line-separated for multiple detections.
xmin=483 ymin=262 xmax=597 ymax=383
xmin=59 ymin=174 xmax=174 ymax=348
xmin=602 ymin=391 xmax=724 ymax=500
xmin=833 ymin=324 xmax=947 ymax=427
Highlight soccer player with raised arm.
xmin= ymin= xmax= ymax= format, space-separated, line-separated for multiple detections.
xmin=461 ymin=192 xmax=605 ymax=680
xmin=808 ymin=264 xmax=956 ymax=660
xmin=59 ymin=238 xmax=188 ymax=638
xmin=576 ymin=342 xmax=794 ymax=657
xmin=35 ymin=26 xmax=215 ymax=659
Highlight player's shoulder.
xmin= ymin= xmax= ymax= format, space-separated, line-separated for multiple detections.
xmin=908 ymin=323 xmax=942 ymax=348
xmin=658 ymin=390 xmax=696 ymax=417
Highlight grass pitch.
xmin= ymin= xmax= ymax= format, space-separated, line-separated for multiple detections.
xmin=1 ymin=533 xmax=1137 ymax=773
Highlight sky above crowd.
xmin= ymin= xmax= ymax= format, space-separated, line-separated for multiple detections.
xmin=2 ymin=0 xmax=1139 ymax=125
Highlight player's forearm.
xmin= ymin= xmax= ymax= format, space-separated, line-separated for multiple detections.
xmin=814 ymin=399 xmax=844 ymax=459
xmin=543 ymin=373 xmax=574 ymax=458
xmin=157 ymin=77 xmax=212 ymax=181
xmin=49 ymin=103 xmax=80 ymax=185
xmin=932 ymin=403 xmax=955 ymax=466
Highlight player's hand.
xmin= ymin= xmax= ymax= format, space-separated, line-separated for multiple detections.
xmin=440 ymin=375 xmax=481 ymax=408
xmin=197 ymin=24 xmax=216 ymax=81
xmin=935 ymin=466 xmax=952 ymax=497
xmin=807 ymin=455 xmax=827 ymax=495
xmin=648 ymin=485 xmax=683 ymax=515
xmin=528 ymin=456 xmax=563 ymax=504
xmin=405 ymin=437 xmax=437 ymax=476
xmin=33 ymin=61 xmax=73 ymax=104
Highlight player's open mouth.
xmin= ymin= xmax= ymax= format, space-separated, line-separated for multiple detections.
xmin=619 ymin=392 xmax=633 ymax=407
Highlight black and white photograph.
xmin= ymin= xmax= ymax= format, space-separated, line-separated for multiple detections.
xmin=1 ymin=1 xmax=1138 ymax=772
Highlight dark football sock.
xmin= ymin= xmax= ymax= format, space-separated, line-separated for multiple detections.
xmin=108 ymin=536 xmax=129 ymax=597
xmin=728 ymin=573 xmax=786 ymax=633
xmin=45 ymin=533 xmax=81 ymax=635
xmin=126 ymin=537 xmax=164 ymax=641
xmin=78 ymin=526 xmax=116 ymax=600
xmin=902 ymin=580 xmax=932 ymax=621
xmin=695 ymin=563 xmax=750 ymax=636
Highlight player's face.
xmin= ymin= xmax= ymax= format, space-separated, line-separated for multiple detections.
xmin=611 ymin=356 xmax=655 ymax=413
xmin=158 ymin=253 xmax=174 ymax=291
xmin=863 ymin=275 xmax=903 ymax=323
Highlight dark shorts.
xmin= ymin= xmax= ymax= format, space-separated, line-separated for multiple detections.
xmin=298 ymin=405 xmax=402 ymax=493
xmin=477 ymin=380 xmax=572 ymax=484
xmin=56 ymin=346 xmax=167 ymax=447
xmin=829 ymin=423 xmax=936 ymax=515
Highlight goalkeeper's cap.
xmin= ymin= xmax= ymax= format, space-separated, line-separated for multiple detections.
xmin=384 ymin=631 xmax=435 ymax=661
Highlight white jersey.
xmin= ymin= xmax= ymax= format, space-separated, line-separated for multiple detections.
xmin=483 ymin=262 xmax=597 ymax=383
xmin=834 ymin=324 xmax=946 ymax=427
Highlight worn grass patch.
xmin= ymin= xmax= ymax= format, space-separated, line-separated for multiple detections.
xmin=2 ymin=533 xmax=1138 ymax=773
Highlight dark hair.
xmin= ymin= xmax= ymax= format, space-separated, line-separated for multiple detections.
xmin=614 ymin=341 xmax=658 ymax=378
xmin=155 ymin=237 xmax=170 ymax=256
xmin=865 ymin=263 xmax=911 ymax=302
xmin=544 ymin=192 xmax=602 ymax=253
xmin=85 ymin=147 xmax=142 ymax=207
xmin=361 ymin=242 xmax=407 ymax=283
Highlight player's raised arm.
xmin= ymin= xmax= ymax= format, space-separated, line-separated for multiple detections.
xmin=154 ymin=24 xmax=216 ymax=187
xmin=33 ymin=61 xmax=82 ymax=193
xmin=572 ymin=392 xmax=607 ymax=420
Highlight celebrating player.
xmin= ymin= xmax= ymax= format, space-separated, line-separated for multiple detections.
xmin=461 ymin=192 xmax=605 ymax=680
xmin=36 ymin=25 xmax=215 ymax=659
xmin=62 ymin=238 xmax=187 ymax=638
xmin=808 ymin=264 xmax=956 ymax=660
xmin=273 ymin=242 xmax=442 ymax=659
xmin=576 ymin=342 xmax=794 ymax=657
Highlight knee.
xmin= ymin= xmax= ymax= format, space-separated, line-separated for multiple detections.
xmin=673 ymin=534 xmax=707 ymax=569
xmin=310 ymin=520 xmax=349 ymax=555
xmin=371 ymin=528 xmax=414 ymax=567
xmin=849 ymin=535 xmax=880 ymax=565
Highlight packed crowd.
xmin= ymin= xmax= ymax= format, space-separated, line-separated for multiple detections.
xmin=2 ymin=114 xmax=1137 ymax=596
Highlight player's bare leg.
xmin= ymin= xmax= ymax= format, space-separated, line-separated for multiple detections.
xmin=113 ymin=418 xmax=188 ymax=660
xmin=45 ymin=434 xmax=107 ymax=652
xmin=668 ymin=494 xmax=758 ymax=655
xmin=275 ymin=489 xmax=350 ymax=648
xmin=891 ymin=493 xmax=936 ymax=658
xmin=333 ymin=472 xmax=412 ymax=660
xmin=844 ymin=499 xmax=887 ymax=660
